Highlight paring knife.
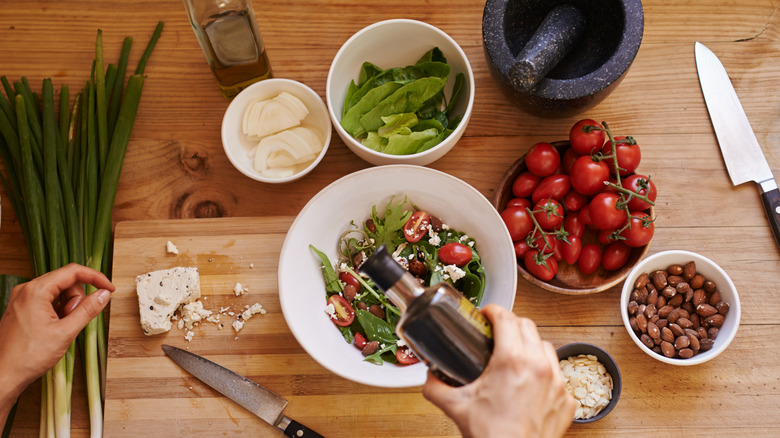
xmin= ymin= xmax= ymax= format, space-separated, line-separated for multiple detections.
xmin=695 ymin=42 xmax=780 ymax=249
xmin=162 ymin=345 xmax=324 ymax=437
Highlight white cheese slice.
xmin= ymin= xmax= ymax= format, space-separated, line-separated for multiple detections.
xmin=136 ymin=267 xmax=200 ymax=336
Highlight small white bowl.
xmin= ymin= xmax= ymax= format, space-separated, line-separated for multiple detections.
xmin=326 ymin=19 xmax=475 ymax=166
xmin=620 ymin=250 xmax=741 ymax=365
xmin=277 ymin=165 xmax=517 ymax=387
xmin=221 ymin=78 xmax=331 ymax=183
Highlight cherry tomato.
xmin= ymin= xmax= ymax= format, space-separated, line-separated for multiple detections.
xmin=570 ymin=155 xmax=609 ymax=195
xmin=623 ymin=174 xmax=657 ymax=211
xmin=564 ymin=212 xmax=585 ymax=237
xmin=512 ymin=171 xmax=542 ymax=198
xmin=403 ymin=211 xmax=431 ymax=242
xmin=569 ymin=119 xmax=606 ymax=155
xmin=327 ymin=295 xmax=355 ymax=327
xmin=598 ymin=228 xmax=620 ymax=245
xmin=354 ymin=332 xmax=368 ymax=350
xmin=561 ymin=235 xmax=582 ymax=265
xmin=339 ymin=271 xmax=360 ymax=289
xmin=562 ymin=147 xmax=580 ymax=175
xmin=563 ymin=189 xmax=587 ymax=212
xmin=578 ymin=244 xmax=602 ymax=275
xmin=533 ymin=198 xmax=564 ymax=230
xmin=589 ymin=192 xmax=626 ymax=230
xmin=501 ymin=206 xmax=534 ymax=241
xmin=577 ymin=204 xmax=593 ymax=228
xmin=602 ymin=136 xmax=641 ymax=176
xmin=602 ymin=241 xmax=632 ymax=270
xmin=438 ymin=242 xmax=473 ymax=266
xmin=525 ymin=142 xmax=560 ymax=177
xmin=602 ymin=177 xmax=620 ymax=194
xmin=620 ymin=212 xmax=655 ymax=247
xmin=524 ymin=250 xmax=558 ymax=281
xmin=532 ymin=174 xmax=571 ymax=203
xmin=506 ymin=197 xmax=532 ymax=210
xmin=514 ymin=240 xmax=532 ymax=258
xmin=396 ymin=347 xmax=420 ymax=365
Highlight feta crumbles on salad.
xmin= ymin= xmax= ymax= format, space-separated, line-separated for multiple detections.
xmin=310 ymin=197 xmax=486 ymax=366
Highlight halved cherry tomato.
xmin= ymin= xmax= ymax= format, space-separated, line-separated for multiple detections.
xmin=438 ymin=242 xmax=473 ymax=266
xmin=569 ymin=119 xmax=606 ymax=155
xmin=506 ymin=197 xmax=532 ymax=210
xmin=578 ymin=244 xmax=601 ymax=275
xmin=403 ymin=211 xmax=431 ymax=242
xmin=561 ymin=235 xmax=582 ymax=265
xmin=570 ymin=155 xmax=609 ymax=195
xmin=602 ymin=241 xmax=632 ymax=270
xmin=620 ymin=212 xmax=655 ymax=247
xmin=327 ymin=295 xmax=355 ymax=327
xmin=339 ymin=271 xmax=360 ymax=289
xmin=354 ymin=332 xmax=368 ymax=350
xmin=525 ymin=142 xmax=560 ymax=177
xmin=623 ymin=174 xmax=657 ymax=211
xmin=396 ymin=347 xmax=420 ymax=365
xmin=564 ymin=212 xmax=586 ymax=237
xmin=501 ymin=206 xmax=534 ymax=241
xmin=563 ymin=189 xmax=587 ymax=212
xmin=524 ymin=250 xmax=558 ymax=281
xmin=589 ymin=192 xmax=626 ymax=230
xmin=512 ymin=171 xmax=541 ymax=198
xmin=532 ymin=174 xmax=571 ymax=203
xmin=533 ymin=198 xmax=564 ymax=230
xmin=602 ymin=136 xmax=641 ymax=176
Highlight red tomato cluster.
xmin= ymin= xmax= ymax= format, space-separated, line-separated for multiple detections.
xmin=501 ymin=120 xmax=658 ymax=281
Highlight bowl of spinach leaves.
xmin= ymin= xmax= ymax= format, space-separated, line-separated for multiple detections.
xmin=326 ymin=19 xmax=475 ymax=166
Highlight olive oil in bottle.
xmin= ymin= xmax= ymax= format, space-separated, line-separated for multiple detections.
xmin=183 ymin=1 xmax=272 ymax=97
xmin=359 ymin=246 xmax=494 ymax=386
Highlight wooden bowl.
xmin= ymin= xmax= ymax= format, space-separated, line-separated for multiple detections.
xmin=494 ymin=141 xmax=651 ymax=295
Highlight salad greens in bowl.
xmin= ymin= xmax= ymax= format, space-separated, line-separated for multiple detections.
xmin=326 ymin=19 xmax=475 ymax=166
xmin=278 ymin=165 xmax=516 ymax=387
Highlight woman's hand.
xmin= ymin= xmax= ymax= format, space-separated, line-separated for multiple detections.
xmin=422 ymin=304 xmax=576 ymax=438
xmin=0 ymin=264 xmax=115 ymax=421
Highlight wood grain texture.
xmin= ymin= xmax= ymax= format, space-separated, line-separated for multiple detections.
xmin=0 ymin=0 xmax=779 ymax=436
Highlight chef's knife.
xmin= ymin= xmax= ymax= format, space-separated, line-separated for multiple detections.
xmin=695 ymin=42 xmax=780 ymax=248
xmin=161 ymin=345 xmax=324 ymax=437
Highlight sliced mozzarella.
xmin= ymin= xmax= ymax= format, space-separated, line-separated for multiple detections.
xmin=252 ymin=126 xmax=323 ymax=178
xmin=243 ymin=91 xmax=310 ymax=138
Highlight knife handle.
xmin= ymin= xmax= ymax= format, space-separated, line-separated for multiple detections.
xmin=281 ymin=417 xmax=325 ymax=438
xmin=761 ymin=187 xmax=780 ymax=250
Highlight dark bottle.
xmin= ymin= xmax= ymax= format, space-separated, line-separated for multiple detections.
xmin=359 ymin=245 xmax=493 ymax=386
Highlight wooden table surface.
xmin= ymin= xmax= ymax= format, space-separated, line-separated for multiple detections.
xmin=2 ymin=0 xmax=780 ymax=436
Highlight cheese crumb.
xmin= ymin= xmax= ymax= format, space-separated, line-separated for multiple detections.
xmin=166 ymin=240 xmax=179 ymax=255
xmin=233 ymin=282 xmax=247 ymax=296
xmin=184 ymin=331 xmax=194 ymax=342
xmin=232 ymin=319 xmax=245 ymax=332
xmin=324 ymin=303 xmax=336 ymax=319
xmin=442 ymin=264 xmax=466 ymax=282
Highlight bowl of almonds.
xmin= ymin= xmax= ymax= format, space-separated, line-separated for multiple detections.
xmin=620 ymin=250 xmax=741 ymax=365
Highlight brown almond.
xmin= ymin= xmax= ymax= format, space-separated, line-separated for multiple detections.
xmin=703 ymin=280 xmax=717 ymax=293
xmin=700 ymin=338 xmax=715 ymax=351
xmin=652 ymin=346 xmax=663 ymax=355
xmin=676 ymin=282 xmax=693 ymax=295
xmin=640 ymin=334 xmax=655 ymax=349
xmin=692 ymin=289 xmax=707 ymax=307
xmin=682 ymin=301 xmax=695 ymax=315
xmin=647 ymin=321 xmax=661 ymax=339
xmin=628 ymin=301 xmax=639 ymax=315
xmin=658 ymin=305 xmax=674 ymax=318
xmin=630 ymin=289 xmax=641 ymax=303
xmin=657 ymin=295 xmax=667 ymax=308
xmin=677 ymin=317 xmax=694 ymax=329
xmin=683 ymin=261 xmax=696 ymax=280
xmin=644 ymin=304 xmax=657 ymax=319
xmin=704 ymin=314 xmax=725 ymax=328
xmin=684 ymin=328 xmax=701 ymax=340
xmin=708 ymin=327 xmax=719 ymax=339
xmin=636 ymin=314 xmax=648 ymax=333
xmin=635 ymin=273 xmax=650 ymax=289
xmin=636 ymin=287 xmax=649 ymax=305
xmin=361 ymin=341 xmax=379 ymax=356
xmin=653 ymin=271 xmax=668 ymax=290
xmin=687 ymin=332 xmax=701 ymax=351
xmin=661 ymin=341 xmax=676 ymax=358
xmin=669 ymin=323 xmax=684 ymax=337
xmin=667 ymin=275 xmax=684 ymax=287
xmin=675 ymin=335 xmax=690 ymax=350
xmin=661 ymin=327 xmax=675 ymax=343
xmin=709 ymin=290 xmax=722 ymax=306
xmin=650 ymin=314 xmax=660 ymax=324
xmin=357 ymin=301 xmax=368 ymax=311
xmin=668 ymin=294 xmax=684 ymax=307
xmin=690 ymin=313 xmax=701 ymax=330
xmin=668 ymin=264 xmax=684 ymax=276
xmin=690 ymin=274 xmax=706 ymax=289
xmin=647 ymin=289 xmax=659 ymax=307
xmin=696 ymin=304 xmax=718 ymax=317
xmin=343 ymin=284 xmax=358 ymax=302
xmin=661 ymin=286 xmax=677 ymax=299
xmin=716 ymin=301 xmax=730 ymax=316
xmin=678 ymin=348 xmax=694 ymax=359
xmin=629 ymin=316 xmax=639 ymax=333
xmin=369 ymin=304 xmax=385 ymax=319
xmin=697 ymin=326 xmax=709 ymax=339
xmin=656 ymin=318 xmax=668 ymax=329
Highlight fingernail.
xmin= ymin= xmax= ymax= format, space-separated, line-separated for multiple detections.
xmin=95 ymin=289 xmax=111 ymax=304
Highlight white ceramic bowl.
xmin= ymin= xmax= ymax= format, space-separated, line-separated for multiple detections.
xmin=620 ymin=250 xmax=741 ymax=365
xmin=278 ymin=165 xmax=517 ymax=387
xmin=326 ymin=19 xmax=475 ymax=166
xmin=221 ymin=78 xmax=332 ymax=183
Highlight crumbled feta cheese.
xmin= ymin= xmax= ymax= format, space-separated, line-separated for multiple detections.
xmin=427 ymin=227 xmax=441 ymax=246
xmin=396 ymin=338 xmax=407 ymax=347
xmin=250 ymin=263 xmax=254 ymax=268
xmin=459 ymin=234 xmax=469 ymax=242
xmin=241 ymin=303 xmax=267 ymax=321
xmin=232 ymin=319 xmax=245 ymax=332
xmin=339 ymin=262 xmax=348 ymax=272
xmin=219 ymin=306 xmax=231 ymax=313
xmin=324 ymin=303 xmax=336 ymax=319
xmin=233 ymin=282 xmax=246 ymax=296
xmin=177 ymin=319 xmax=184 ymax=330
xmin=392 ymin=243 xmax=408 ymax=259
xmin=442 ymin=224 xmax=450 ymax=230
xmin=184 ymin=330 xmax=194 ymax=342
xmin=166 ymin=240 xmax=179 ymax=255
xmin=180 ymin=300 xmax=212 ymax=330
xmin=443 ymin=264 xmax=466 ymax=282
xmin=468 ymin=241 xmax=475 ymax=247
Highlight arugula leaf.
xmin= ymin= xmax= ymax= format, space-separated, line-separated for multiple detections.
xmin=309 ymin=245 xmax=342 ymax=295
xmin=372 ymin=197 xmax=412 ymax=252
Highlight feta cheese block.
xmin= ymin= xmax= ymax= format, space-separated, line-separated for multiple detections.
xmin=136 ymin=267 xmax=200 ymax=335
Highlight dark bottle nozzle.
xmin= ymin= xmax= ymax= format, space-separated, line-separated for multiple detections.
xmin=358 ymin=245 xmax=407 ymax=291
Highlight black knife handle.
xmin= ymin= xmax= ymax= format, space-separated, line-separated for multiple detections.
xmin=282 ymin=418 xmax=325 ymax=438
xmin=761 ymin=187 xmax=780 ymax=250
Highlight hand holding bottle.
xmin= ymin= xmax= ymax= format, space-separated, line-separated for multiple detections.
xmin=422 ymin=304 xmax=576 ymax=438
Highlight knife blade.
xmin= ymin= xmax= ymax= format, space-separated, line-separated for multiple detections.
xmin=695 ymin=41 xmax=780 ymax=248
xmin=162 ymin=345 xmax=324 ymax=437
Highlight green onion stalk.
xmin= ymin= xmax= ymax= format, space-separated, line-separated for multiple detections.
xmin=0 ymin=22 xmax=163 ymax=438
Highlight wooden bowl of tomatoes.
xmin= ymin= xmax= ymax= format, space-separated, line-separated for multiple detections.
xmin=494 ymin=120 xmax=655 ymax=295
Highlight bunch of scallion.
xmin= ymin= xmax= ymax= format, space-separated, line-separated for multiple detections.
xmin=0 ymin=22 xmax=163 ymax=437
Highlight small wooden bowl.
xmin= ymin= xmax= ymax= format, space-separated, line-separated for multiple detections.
xmin=494 ymin=141 xmax=651 ymax=295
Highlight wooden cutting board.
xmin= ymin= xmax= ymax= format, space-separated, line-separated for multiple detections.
xmin=103 ymin=217 xmax=454 ymax=437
